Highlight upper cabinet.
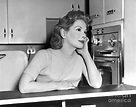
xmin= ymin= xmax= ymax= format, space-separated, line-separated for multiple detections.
xmin=0 ymin=0 xmax=8 ymax=43
xmin=89 ymin=0 xmax=104 ymax=25
xmin=105 ymin=0 xmax=124 ymax=23
xmin=0 ymin=0 xmax=46 ymax=44
xmin=46 ymin=0 xmax=85 ymax=18
xmin=0 ymin=0 xmax=85 ymax=44
xmin=90 ymin=0 xmax=124 ymax=26
xmin=75 ymin=0 xmax=85 ymax=11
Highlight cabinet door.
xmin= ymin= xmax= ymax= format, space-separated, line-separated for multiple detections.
xmin=89 ymin=0 xmax=104 ymax=25
xmin=8 ymin=0 xmax=46 ymax=44
xmin=75 ymin=0 xmax=85 ymax=11
xmin=46 ymin=0 xmax=75 ymax=18
xmin=0 ymin=0 xmax=8 ymax=43
xmin=105 ymin=0 xmax=124 ymax=23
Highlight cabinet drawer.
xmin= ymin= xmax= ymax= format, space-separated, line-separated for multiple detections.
xmin=89 ymin=0 xmax=104 ymax=25
xmin=105 ymin=0 xmax=124 ymax=23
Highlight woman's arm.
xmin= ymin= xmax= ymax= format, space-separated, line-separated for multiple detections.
xmin=19 ymin=73 xmax=75 ymax=93
xmin=19 ymin=73 xmax=56 ymax=93
xmin=82 ymin=52 xmax=102 ymax=88
xmin=19 ymin=50 xmax=75 ymax=93
xmin=77 ymin=37 xmax=102 ymax=88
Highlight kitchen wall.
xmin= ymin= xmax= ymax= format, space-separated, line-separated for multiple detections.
xmin=0 ymin=44 xmax=47 ymax=63
xmin=123 ymin=0 xmax=136 ymax=86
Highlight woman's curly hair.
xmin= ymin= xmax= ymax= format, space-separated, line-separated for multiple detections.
xmin=50 ymin=10 xmax=92 ymax=49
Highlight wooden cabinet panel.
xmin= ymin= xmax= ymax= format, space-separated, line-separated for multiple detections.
xmin=89 ymin=0 xmax=124 ymax=25
xmin=89 ymin=0 xmax=104 ymax=25
xmin=8 ymin=0 xmax=46 ymax=44
xmin=46 ymin=0 xmax=85 ymax=18
xmin=0 ymin=0 xmax=46 ymax=44
xmin=75 ymin=0 xmax=85 ymax=11
xmin=0 ymin=0 xmax=85 ymax=44
xmin=46 ymin=0 xmax=75 ymax=18
xmin=0 ymin=0 xmax=8 ymax=43
xmin=105 ymin=0 xmax=124 ymax=23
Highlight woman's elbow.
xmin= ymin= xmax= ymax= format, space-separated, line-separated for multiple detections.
xmin=19 ymin=73 xmax=34 ymax=93
xmin=19 ymin=87 xmax=25 ymax=93
xmin=91 ymin=77 xmax=102 ymax=88
xmin=19 ymin=83 xmax=28 ymax=93
xmin=19 ymin=78 xmax=31 ymax=93
xmin=93 ymin=82 xmax=102 ymax=88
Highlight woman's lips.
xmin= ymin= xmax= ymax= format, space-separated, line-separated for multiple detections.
xmin=78 ymin=40 xmax=84 ymax=44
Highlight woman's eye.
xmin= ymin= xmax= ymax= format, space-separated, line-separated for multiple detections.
xmin=77 ymin=28 xmax=81 ymax=32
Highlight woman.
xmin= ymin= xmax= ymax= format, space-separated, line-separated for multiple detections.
xmin=19 ymin=10 xmax=102 ymax=93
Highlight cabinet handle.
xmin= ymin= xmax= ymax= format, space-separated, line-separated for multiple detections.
xmin=106 ymin=9 xmax=116 ymax=15
xmin=95 ymin=59 xmax=116 ymax=63
xmin=71 ymin=4 xmax=74 ymax=10
xmin=91 ymin=14 xmax=100 ymax=19
xmin=10 ymin=29 xmax=13 ymax=38
xmin=77 ymin=4 xmax=80 ymax=10
xmin=3 ymin=28 xmax=6 ymax=38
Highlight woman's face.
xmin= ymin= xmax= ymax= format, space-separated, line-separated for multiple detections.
xmin=64 ymin=20 xmax=87 ymax=49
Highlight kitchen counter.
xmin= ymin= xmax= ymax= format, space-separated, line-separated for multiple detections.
xmin=0 ymin=84 xmax=136 ymax=106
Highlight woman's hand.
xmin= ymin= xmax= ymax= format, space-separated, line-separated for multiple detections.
xmin=77 ymin=36 xmax=102 ymax=88
xmin=76 ymin=37 xmax=89 ymax=56
xmin=56 ymin=81 xmax=76 ymax=90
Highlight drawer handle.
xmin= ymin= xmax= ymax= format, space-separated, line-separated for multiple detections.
xmin=0 ymin=54 xmax=6 ymax=59
xmin=106 ymin=9 xmax=116 ymax=15
xmin=95 ymin=59 xmax=116 ymax=63
xmin=96 ymin=50 xmax=117 ymax=55
xmin=91 ymin=14 xmax=100 ymax=19
xmin=10 ymin=29 xmax=13 ymax=38
xmin=71 ymin=4 xmax=74 ymax=10
xmin=3 ymin=28 xmax=6 ymax=38
xmin=77 ymin=4 xmax=80 ymax=10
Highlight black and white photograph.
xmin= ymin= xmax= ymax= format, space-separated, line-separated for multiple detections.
xmin=0 ymin=0 xmax=136 ymax=107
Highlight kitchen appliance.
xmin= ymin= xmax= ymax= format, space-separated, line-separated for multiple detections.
xmin=0 ymin=51 xmax=28 ymax=91
xmin=91 ymin=25 xmax=123 ymax=86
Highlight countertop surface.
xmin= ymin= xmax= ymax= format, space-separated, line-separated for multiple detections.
xmin=0 ymin=84 xmax=136 ymax=105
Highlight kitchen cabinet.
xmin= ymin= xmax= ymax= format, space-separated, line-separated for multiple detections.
xmin=89 ymin=0 xmax=124 ymax=25
xmin=46 ymin=0 xmax=85 ymax=18
xmin=89 ymin=0 xmax=103 ymax=25
xmin=91 ymin=0 xmax=136 ymax=87
xmin=0 ymin=51 xmax=28 ymax=91
xmin=105 ymin=0 xmax=124 ymax=23
xmin=75 ymin=0 xmax=85 ymax=11
xmin=0 ymin=0 xmax=46 ymax=44
xmin=0 ymin=0 xmax=7 ymax=43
